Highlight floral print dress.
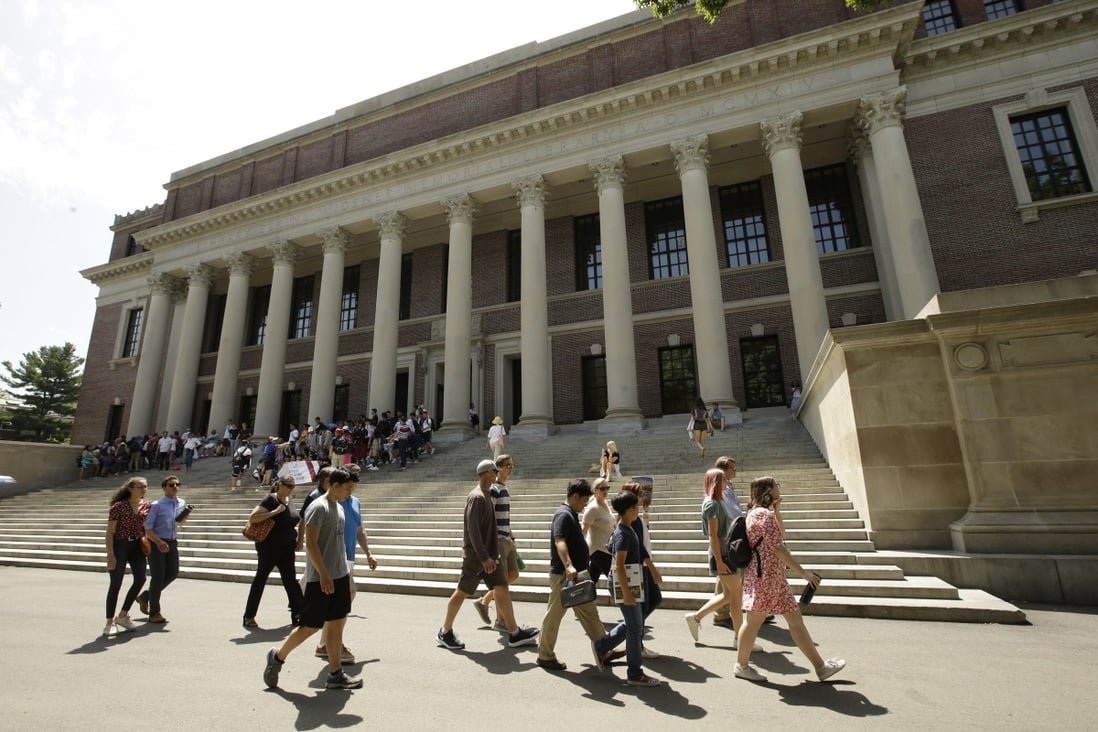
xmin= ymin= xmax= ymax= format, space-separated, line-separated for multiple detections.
xmin=741 ymin=506 xmax=798 ymax=615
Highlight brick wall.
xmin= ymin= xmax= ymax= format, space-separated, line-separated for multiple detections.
xmin=908 ymin=79 xmax=1098 ymax=292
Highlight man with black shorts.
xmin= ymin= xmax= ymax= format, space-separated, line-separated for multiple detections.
xmin=436 ymin=459 xmax=539 ymax=651
xmin=263 ymin=468 xmax=362 ymax=690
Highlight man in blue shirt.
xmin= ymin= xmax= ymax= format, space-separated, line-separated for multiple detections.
xmin=139 ymin=476 xmax=189 ymax=623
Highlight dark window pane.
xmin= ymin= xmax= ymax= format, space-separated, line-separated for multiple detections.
xmin=574 ymin=213 xmax=603 ymax=291
xmin=340 ymin=265 xmax=359 ymax=331
xmin=249 ymin=285 xmax=271 ymax=346
xmin=1010 ymin=108 xmax=1092 ymax=201
xmin=719 ymin=181 xmax=770 ymax=267
xmin=922 ymin=0 xmax=959 ymax=36
xmin=805 ymin=165 xmax=861 ymax=254
xmin=399 ymin=252 xmax=414 ymax=320
xmin=645 ymin=197 xmax=689 ymax=280
xmin=507 ymin=230 xmax=522 ymax=302
xmin=984 ymin=0 xmax=1019 ymax=20
xmin=290 ymin=276 xmax=314 ymax=339
xmin=122 ymin=308 xmax=143 ymax=358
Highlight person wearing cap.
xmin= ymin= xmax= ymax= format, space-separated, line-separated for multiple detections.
xmin=260 ymin=435 xmax=279 ymax=486
xmin=486 ymin=416 xmax=506 ymax=460
xmin=436 ymin=459 xmax=539 ymax=651
xmin=472 ymin=454 xmax=520 ymax=629
xmin=535 ymin=478 xmax=608 ymax=671
xmin=263 ymin=468 xmax=364 ymax=691
xmin=330 ymin=427 xmax=352 ymax=466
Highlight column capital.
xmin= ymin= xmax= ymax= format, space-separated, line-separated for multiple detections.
xmin=226 ymin=251 xmax=257 ymax=277
xmin=147 ymin=271 xmax=180 ymax=295
xmin=848 ymin=126 xmax=873 ymax=164
xmin=183 ymin=262 xmax=214 ymax=289
xmin=441 ymin=193 xmax=478 ymax=224
xmin=589 ymin=155 xmax=627 ymax=194
xmin=268 ymin=240 xmax=300 ymax=267
xmin=375 ymin=210 xmax=408 ymax=240
xmin=760 ymin=111 xmax=804 ymax=158
xmin=319 ymin=227 xmax=351 ymax=255
xmin=856 ymin=86 xmax=908 ymax=136
xmin=511 ymin=174 xmax=549 ymax=209
xmin=671 ymin=134 xmax=710 ymax=176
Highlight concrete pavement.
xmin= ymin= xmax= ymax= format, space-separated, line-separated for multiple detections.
xmin=5 ymin=566 xmax=1094 ymax=730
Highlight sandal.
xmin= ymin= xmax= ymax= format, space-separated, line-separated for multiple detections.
xmin=243 ymin=617 xmax=259 ymax=628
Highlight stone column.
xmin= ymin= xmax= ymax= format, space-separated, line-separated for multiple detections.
xmin=856 ymin=87 xmax=941 ymax=319
xmin=253 ymin=241 xmax=299 ymax=437
xmin=126 ymin=273 xmax=177 ymax=436
xmin=589 ymin=156 xmax=645 ymax=432
xmin=436 ymin=193 xmax=477 ymax=441
xmin=509 ymin=175 xmax=557 ymax=437
xmin=308 ymin=227 xmax=350 ymax=423
xmin=850 ymin=128 xmax=903 ymax=322
xmin=671 ymin=135 xmax=739 ymax=413
xmin=208 ymin=253 xmax=255 ymax=434
xmin=368 ymin=211 xmax=407 ymax=415
xmin=761 ymin=112 xmax=830 ymax=376
xmin=157 ymin=289 xmax=186 ymax=429
xmin=164 ymin=263 xmax=212 ymax=432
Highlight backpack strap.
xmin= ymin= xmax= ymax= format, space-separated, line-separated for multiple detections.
xmin=750 ymin=535 xmax=764 ymax=578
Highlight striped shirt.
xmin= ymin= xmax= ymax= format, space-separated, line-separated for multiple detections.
xmin=489 ymin=481 xmax=511 ymax=539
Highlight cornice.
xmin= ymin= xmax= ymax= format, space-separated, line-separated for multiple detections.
xmin=133 ymin=2 xmax=922 ymax=252
xmin=111 ymin=203 xmax=164 ymax=230
xmin=80 ymin=251 xmax=153 ymax=285
xmin=902 ymin=0 xmax=1098 ymax=75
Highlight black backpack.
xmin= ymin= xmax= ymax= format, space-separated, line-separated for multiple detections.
xmin=725 ymin=514 xmax=764 ymax=578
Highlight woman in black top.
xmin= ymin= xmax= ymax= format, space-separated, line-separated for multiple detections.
xmin=243 ymin=475 xmax=304 ymax=628
xmin=690 ymin=398 xmax=713 ymax=459
xmin=600 ymin=440 xmax=622 ymax=482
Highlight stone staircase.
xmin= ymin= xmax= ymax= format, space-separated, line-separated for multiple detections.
xmin=0 ymin=409 xmax=1025 ymax=623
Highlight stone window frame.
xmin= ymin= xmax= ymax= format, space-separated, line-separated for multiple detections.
xmin=112 ymin=303 xmax=145 ymax=365
xmin=992 ymin=87 xmax=1098 ymax=223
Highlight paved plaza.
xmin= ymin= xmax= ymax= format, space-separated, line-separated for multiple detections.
xmin=6 ymin=566 xmax=1094 ymax=730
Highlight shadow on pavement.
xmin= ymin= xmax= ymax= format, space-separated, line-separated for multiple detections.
xmin=267 ymin=683 xmax=363 ymax=730
xmin=776 ymin=680 xmax=889 ymax=717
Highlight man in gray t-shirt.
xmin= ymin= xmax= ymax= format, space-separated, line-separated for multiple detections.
xmin=263 ymin=468 xmax=363 ymax=690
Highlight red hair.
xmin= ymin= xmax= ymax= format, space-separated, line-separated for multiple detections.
xmin=703 ymin=468 xmax=725 ymax=502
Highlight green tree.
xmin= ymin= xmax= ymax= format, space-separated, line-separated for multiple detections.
xmin=1 ymin=343 xmax=84 ymax=442
xmin=635 ymin=0 xmax=892 ymax=24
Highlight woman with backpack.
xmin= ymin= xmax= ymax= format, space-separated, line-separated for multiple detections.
xmin=733 ymin=476 xmax=845 ymax=683
xmin=683 ymin=469 xmax=759 ymax=651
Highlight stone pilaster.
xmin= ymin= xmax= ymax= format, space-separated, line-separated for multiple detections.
xmin=164 ymin=263 xmax=213 ymax=432
xmin=369 ymin=211 xmax=407 ymax=416
xmin=855 ymin=87 xmax=940 ymax=319
xmin=126 ymin=272 xmax=178 ymax=436
xmin=254 ymin=241 xmax=299 ymax=437
xmin=761 ymin=112 xmax=831 ymax=376
xmin=849 ymin=129 xmax=902 ymax=322
xmin=308 ymin=227 xmax=351 ymax=423
xmin=509 ymin=175 xmax=558 ymax=437
xmin=671 ymin=134 xmax=739 ymax=414
xmin=436 ymin=194 xmax=478 ymax=441
xmin=589 ymin=156 xmax=646 ymax=432
xmin=208 ymin=253 xmax=255 ymax=433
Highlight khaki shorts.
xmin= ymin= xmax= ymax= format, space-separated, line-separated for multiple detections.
xmin=498 ymin=536 xmax=518 ymax=577
xmin=457 ymin=554 xmax=506 ymax=595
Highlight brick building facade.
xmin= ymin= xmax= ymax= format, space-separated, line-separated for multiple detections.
xmin=75 ymin=0 xmax=1098 ymax=445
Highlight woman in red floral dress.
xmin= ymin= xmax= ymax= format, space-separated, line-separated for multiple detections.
xmin=734 ymin=476 xmax=846 ymax=683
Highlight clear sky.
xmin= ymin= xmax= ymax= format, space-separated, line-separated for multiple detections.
xmin=0 ymin=0 xmax=636 ymax=377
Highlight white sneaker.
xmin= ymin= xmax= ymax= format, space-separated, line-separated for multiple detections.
xmin=816 ymin=658 xmax=846 ymax=681
xmin=115 ymin=613 xmax=137 ymax=632
xmin=734 ymin=663 xmax=767 ymax=682
xmin=730 ymin=638 xmax=763 ymax=653
xmin=640 ymin=645 xmax=660 ymax=659
xmin=102 ymin=622 xmax=114 ymax=638
xmin=684 ymin=612 xmax=700 ymax=642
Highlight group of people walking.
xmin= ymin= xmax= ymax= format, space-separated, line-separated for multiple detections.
xmin=101 ymin=439 xmax=844 ymax=691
